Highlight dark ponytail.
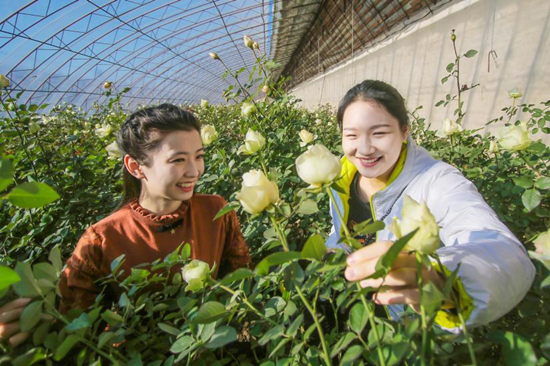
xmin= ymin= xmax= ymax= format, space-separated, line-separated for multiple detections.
xmin=115 ymin=104 xmax=201 ymax=209
xmin=337 ymin=80 xmax=409 ymax=131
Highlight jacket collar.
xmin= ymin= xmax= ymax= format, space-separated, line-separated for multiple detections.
xmin=332 ymin=136 xmax=435 ymax=210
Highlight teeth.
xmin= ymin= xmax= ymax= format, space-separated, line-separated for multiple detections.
xmin=177 ymin=182 xmax=193 ymax=187
xmin=361 ymin=157 xmax=379 ymax=163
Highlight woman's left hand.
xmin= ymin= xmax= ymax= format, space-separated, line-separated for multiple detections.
xmin=344 ymin=240 xmax=445 ymax=312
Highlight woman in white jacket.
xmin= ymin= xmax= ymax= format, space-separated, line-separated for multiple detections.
xmin=327 ymin=79 xmax=535 ymax=332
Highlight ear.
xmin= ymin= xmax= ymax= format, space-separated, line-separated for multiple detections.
xmin=402 ymin=125 xmax=411 ymax=141
xmin=123 ymin=155 xmax=146 ymax=180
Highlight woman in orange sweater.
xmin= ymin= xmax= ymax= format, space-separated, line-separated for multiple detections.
xmin=0 ymin=104 xmax=251 ymax=346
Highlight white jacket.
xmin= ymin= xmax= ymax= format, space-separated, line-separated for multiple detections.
xmin=327 ymin=136 xmax=535 ymax=332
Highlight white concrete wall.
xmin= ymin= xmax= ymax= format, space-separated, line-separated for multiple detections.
xmin=290 ymin=0 xmax=550 ymax=141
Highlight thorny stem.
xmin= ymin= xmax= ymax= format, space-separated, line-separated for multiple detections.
xmin=268 ymin=213 xmax=289 ymax=252
xmin=433 ymin=255 xmax=477 ymax=366
xmin=295 ymin=285 xmax=332 ymax=366
xmin=451 ymin=30 xmax=463 ymax=122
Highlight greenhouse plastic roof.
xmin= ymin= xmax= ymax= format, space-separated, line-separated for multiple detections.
xmin=0 ymin=0 xmax=279 ymax=110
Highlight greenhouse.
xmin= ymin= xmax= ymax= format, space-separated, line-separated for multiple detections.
xmin=0 ymin=0 xmax=549 ymax=364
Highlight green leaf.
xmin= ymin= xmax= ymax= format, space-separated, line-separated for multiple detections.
xmin=12 ymin=348 xmax=47 ymax=366
xmin=441 ymin=76 xmax=450 ymax=84
xmin=349 ymin=303 xmax=368 ymax=334
xmin=421 ymin=282 xmax=445 ymax=314
xmin=65 ymin=313 xmax=92 ymax=332
xmin=0 ymin=266 xmax=21 ymax=291
xmin=255 ymin=251 xmax=302 ymax=275
xmin=205 ymin=326 xmax=238 ymax=349
xmin=0 ymin=158 xmax=14 ymax=191
xmin=487 ymin=331 xmax=537 ymax=366
xmin=193 ymin=301 xmax=226 ymax=324
xmin=513 ymin=176 xmax=533 ymax=189
xmin=54 ymin=334 xmax=79 ymax=361
xmin=158 ymin=323 xmax=180 ymax=336
xmin=330 ymin=332 xmax=356 ymax=358
xmin=214 ymin=201 xmax=239 ymax=220
xmin=540 ymin=274 xmax=550 ymax=288
xmin=286 ymin=314 xmax=303 ymax=338
xmin=464 ymin=49 xmax=478 ymax=58
xmin=98 ymin=332 xmax=115 ymax=348
xmin=534 ymin=177 xmax=550 ymax=190
xmin=170 ymin=335 xmax=194 ymax=353
xmin=297 ymin=199 xmax=318 ymax=215
xmin=340 ymin=344 xmax=364 ymax=364
xmin=33 ymin=262 xmax=57 ymax=283
xmin=220 ymin=268 xmax=255 ymax=285
xmin=369 ymin=230 xmax=416 ymax=279
xmin=48 ymin=246 xmax=63 ymax=273
xmin=8 ymin=182 xmax=60 ymax=208
xmin=525 ymin=142 xmax=546 ymax=153
xmin=258 ymin=325 xmax=284 ymax=346
xmin=13 ymin=262 xmax=41 ymax=298
xmin=446 ymin=63 xmax=454 ymax=72
xmin=101 ymin=310 xmax=124 ymax=326
xmin=20 ymin=300 xmax=43 ymax=331
xmin=353 ymin=220 xmax=385 ymax=236
xmin=521 ymin=189 xmax=541 ymax=212
xmin=301 ymin=234 xmax=326 ymax=261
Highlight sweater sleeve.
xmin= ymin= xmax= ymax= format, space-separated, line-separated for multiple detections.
xmin=426 ymin=164 xmax=535 ymax=331
xmin=58 ymin=227 xmax=105 ymax=313
xmin=219 ymin=210 xmax=251 ymax=277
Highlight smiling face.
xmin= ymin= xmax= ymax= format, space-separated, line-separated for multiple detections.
xmin=135 ymin=129 xmax=204 ymax=214
xmin=342 ymin=100 xmax=409 ymax=183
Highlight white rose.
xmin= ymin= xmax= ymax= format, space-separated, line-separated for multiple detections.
xmin=315 ymin=118 xmax=322 ymax=125
xmin=201 ymin=125 xmax=218 ymax=145
xmin=508 ymin=88 xmax=522 ymax=99
xmin=439 ymin=118 xmax=463 ymax=137
xmin=106 ymin=141 xmax=122 ymax=158
xmin=296 ymin=144 xmax=341 ymax=187
xmin=182 ymin=260 xmax=210 ymax=283
xmin=497 ymin=123 xmax=531 ymax=151
xmin=236 ymin=170 xmax=279 ymax=214
xmin=529 ymin=229 xmax=550 ymax=270
xmin=209 ymin=52 xmax=220 ymax=60
xmin=241 ymin=102 xmax=257 ymax=117
xmin=389 ymin=195 xmax=440 ymax=255
xmin=299 ymin=129 xmax=315 ymax=147
xmin=95 ymin=123 xmax=113 ymax=139
xmin=262 ymin=85 xmax=270 ymax=94
xmin=200 ymin=99 xmax=209 ymax=108
xmin=0 ymin=74 xmax=10 ymax=88
xmin=103 ymin=81 xmax=112 ymax=89
xmin=243 ymin=35 xmax=254 ymax=49
xmin=238 ymin=129 xmax=265 ymax=155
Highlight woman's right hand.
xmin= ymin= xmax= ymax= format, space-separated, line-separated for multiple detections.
xmin=0 ymin=298 xmax=32 ymax=347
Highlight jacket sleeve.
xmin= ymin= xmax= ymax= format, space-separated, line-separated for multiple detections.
xmin=326 ymin=188 xmax=352 ymax=252
xmin=425 ymin=164 xmax=535 ymax=331
xmin=58 ymin=227 xmax=105 ymax=313
xmin=219 ymin=210 xmax=252 ymax=276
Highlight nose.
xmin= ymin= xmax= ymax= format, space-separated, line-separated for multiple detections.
xmin=356 ymin=135 xmax=375 ymax=156
xmin=184 ymin=160 xmax=200 ymax=178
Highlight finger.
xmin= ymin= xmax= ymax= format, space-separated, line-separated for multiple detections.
xmin=373 ymin=288 xmax=420 ymax=306
xmin=346 ymin=241 xmax=393 ymax=265
xmin=0 ymin=321 xmax=21 ymax=341
xmin=0 ymin=308 xmax=25 ymax=325
xmin=345 ymin=252 xmax=417 ymax=282
xmin=9 ymin=331 xmax=30 ymax=348
xmin=360 ymin=267 xmax=418 ymax=288
xmin=0 ymin=298 xmax=31 ymax=313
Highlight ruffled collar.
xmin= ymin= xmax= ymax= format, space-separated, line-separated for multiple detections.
xmin=129 ymin=200 xmax=190 ymax=224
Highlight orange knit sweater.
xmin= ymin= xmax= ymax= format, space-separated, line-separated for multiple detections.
xmin=58 ymin=194 xmax=251 ymax=312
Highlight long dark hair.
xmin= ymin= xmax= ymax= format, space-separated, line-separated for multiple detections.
xmin=115 ymin=103 xmax=201 ymax=209
xmin=336 ymin=80 xmax=409 ymax=131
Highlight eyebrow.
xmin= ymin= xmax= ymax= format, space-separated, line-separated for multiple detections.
xmin=169 ymin=148 xmax=204 ymax=157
